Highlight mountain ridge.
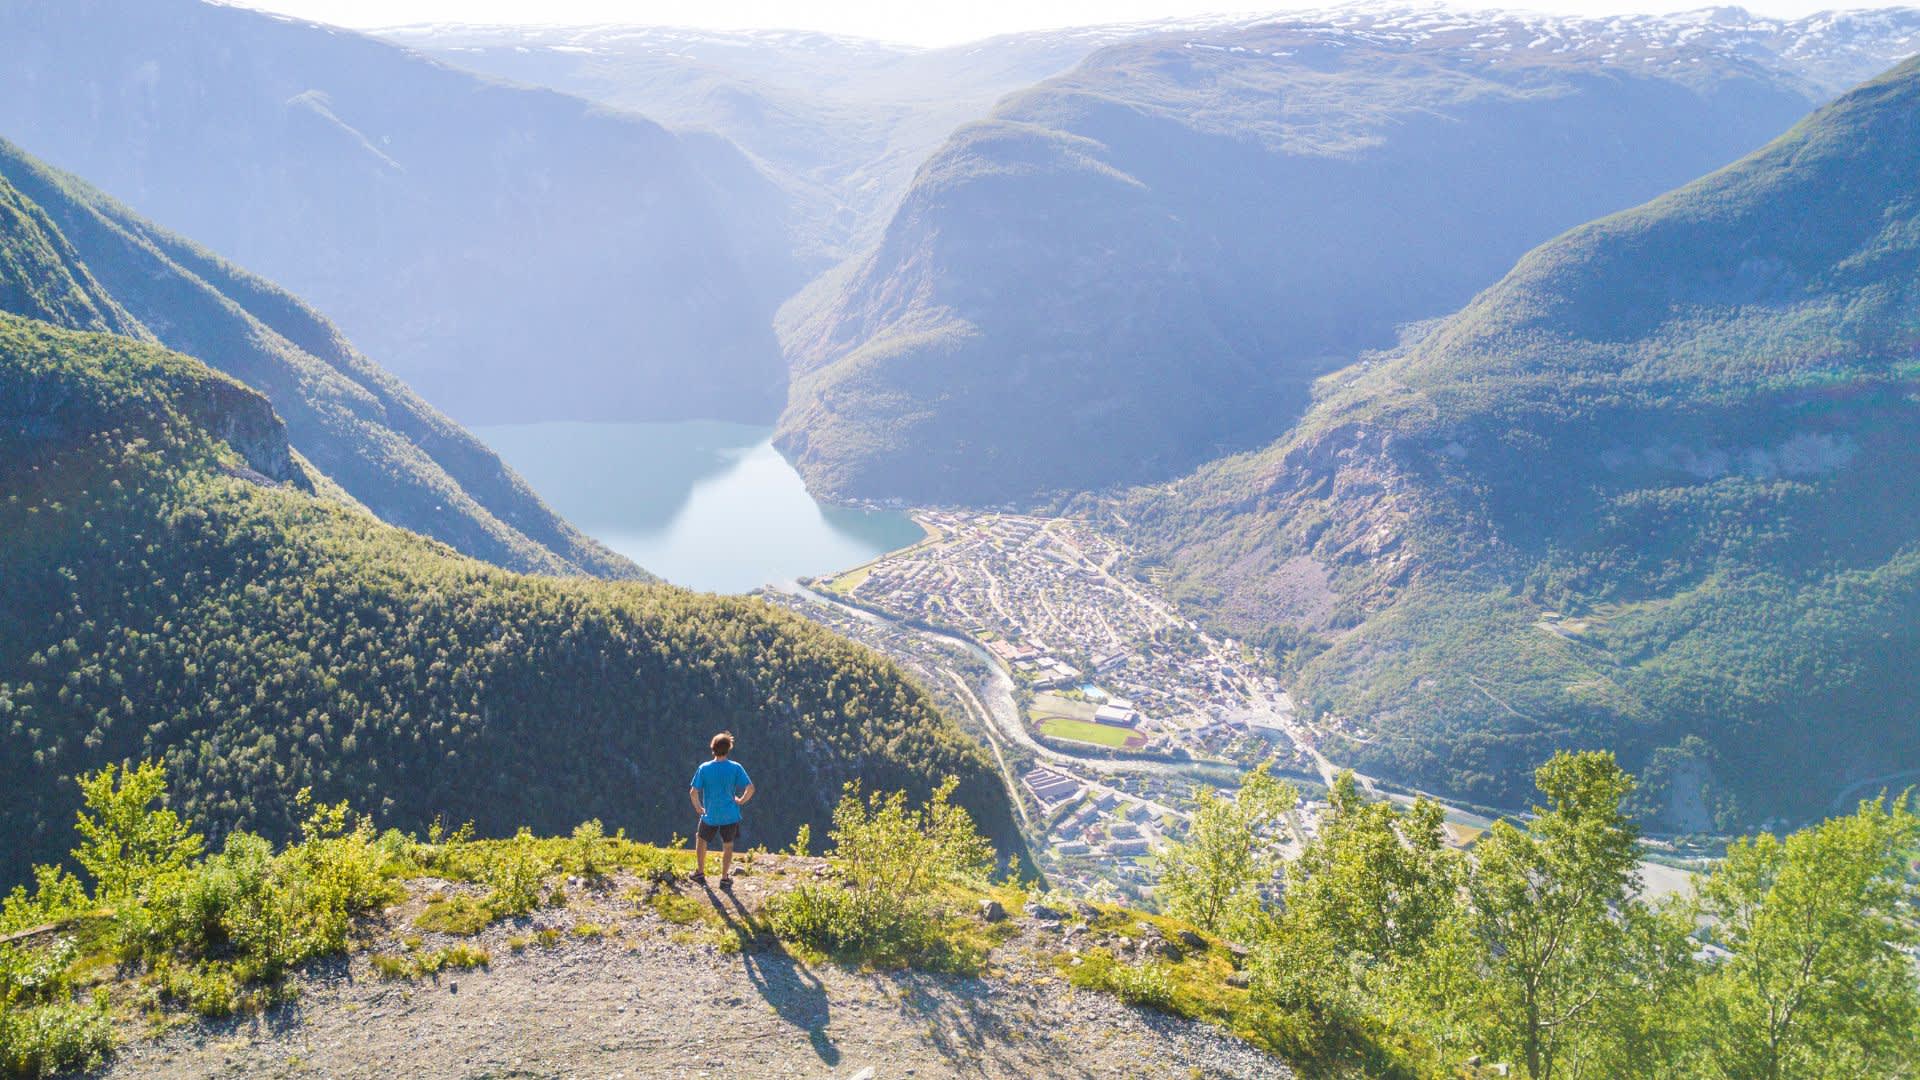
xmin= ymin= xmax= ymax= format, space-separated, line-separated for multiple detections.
xmin=772 ymin=6 xmax=1885 ymax=505
xmin=0 ymin=0 xmax=794 ymax=427
xmin=1126 ymin=53 xmax=1920 ymax=828
xmin=0 ymin=136 xmax=640 ymax=579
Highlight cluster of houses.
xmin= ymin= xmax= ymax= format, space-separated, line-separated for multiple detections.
xmin=986 ymin=637 xmax=1087 ymax=689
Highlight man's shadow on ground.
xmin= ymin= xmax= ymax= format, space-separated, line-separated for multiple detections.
xmin=701 ymin=880 xmax=840 ymax=1066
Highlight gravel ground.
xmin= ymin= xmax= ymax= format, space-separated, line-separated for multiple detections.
xmin=89 ymin=864 xmax=1289 ymax=1080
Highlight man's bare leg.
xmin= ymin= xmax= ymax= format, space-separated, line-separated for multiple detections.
xmin=694 ymin=834 xmax=709 ymax=880
xmin=721 ymin=841 xmax=735 ymax=880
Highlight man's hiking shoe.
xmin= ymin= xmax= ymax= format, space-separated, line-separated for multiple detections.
xmin=719 ymin=875 xmax=735 ymax=892
xmin=690 ymin=871 xmax=707 ymax=886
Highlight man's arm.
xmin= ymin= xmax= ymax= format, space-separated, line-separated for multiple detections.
xmin=689 ymin=786 xmax=704 ymax=817
xmin=735 ymin=783 xmax=756 ymax=808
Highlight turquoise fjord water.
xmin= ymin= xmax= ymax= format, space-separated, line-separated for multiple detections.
xmin=473 ymin=420 xmax=923 ymax=594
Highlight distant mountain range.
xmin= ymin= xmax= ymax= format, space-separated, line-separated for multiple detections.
xmin=769 ymin=5 xmax=1920 ymax=505
xmin=0 ymin=0 xmax=794 ymax=427
xmin=0 ymin=136 xmax=638 ymax=577
xmin=1127 ymin=53 xmax=1920 ymax=829
xmin=378 ymin=21 xmax=1122 ymax=268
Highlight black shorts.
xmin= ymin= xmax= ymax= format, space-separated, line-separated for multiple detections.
xmin=697 ymin=821 xmax=740 ymax=845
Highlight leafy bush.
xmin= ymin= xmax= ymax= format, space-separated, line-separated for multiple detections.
xmin=0 ymin=986 xmax=113 ymax=1079
xmin=770 ymin=884 xmax=954 ymax=969
xmin=825 ymin=777 xmax=992 ymax=902
xmin=629 ymin=845 xmax=675 ymax=885
xmin=483 ymin=829 xmax=547 ymax=916
xmin=370 ymin=944 xmax=489 ymax=981
xmin=0 ymin=936 xmax=114 ymax=1077
xmin=769 ymin=778 xmax=992 ymax=972
xmin=570 ymin=820 xmax=613 ymax=882
xmin=71 ymin=762 xmax=203 ymax=904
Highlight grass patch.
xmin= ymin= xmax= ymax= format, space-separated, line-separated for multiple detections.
xmin=412 ymin=895 xmax=494 ymax=935
xmin=371 ymin=945 xmax=490 ymax=981
xmin=1038 ymin=717 xmax=1140 ymax=749
xmin=827 ymin=565 xmax=873 ymax=594
xmin=1065 ymin=949 xmax=1178 ymax=1009
xmin=1032 ymin=692 xmax=1099 ymax=722
xmin=1056 ymin=937 xmax=1297 ymax=1057
xmin=648 ymin=890 xmax=707 ymax=926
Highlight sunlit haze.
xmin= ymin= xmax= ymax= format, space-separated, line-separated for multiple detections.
xmin=224 ymin=0 xmax=1917 ymax=45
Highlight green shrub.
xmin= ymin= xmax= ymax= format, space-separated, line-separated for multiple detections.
xmin=71 ymin=762 xmax=204 ymax=904
xmin=570 ymin=820 xmax=612 ymax=881
xmin=648 ymin=890 xmax=705 ymax=926
xmin=270 ymin=792 xmax=404 ymax=963
xmin=630 ymin=845 xmax=675 ymax=885
xmin=484 ymin=829 xmax=546 ymax=915
xmin=0 ymin=867 xmax=88 ymax=935
xmin=768 ymin=778 xmax=992 ymax=973
xmin=0 ymin=988 xmax=113 ymax=1078
xmin=828 ymin=777 xmax=992 ymax=902
xmin=437 ymin=945 xmax=489 ymax=971
xmin=155 ymin=961 xmax=239 ymax=1018
xmin=1 ymin=933 xmax=113 ymax=1077
xmin=768 ymin=884 xmax=980 ymax=972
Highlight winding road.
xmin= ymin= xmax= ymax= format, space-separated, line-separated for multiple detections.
xmin=787 ymin=584 xmax=1242 ymax=791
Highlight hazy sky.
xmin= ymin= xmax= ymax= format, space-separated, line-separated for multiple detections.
xmin=227 ymin=0 xmax=1909 ymax=46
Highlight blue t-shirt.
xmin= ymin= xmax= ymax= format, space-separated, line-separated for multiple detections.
xmin=690 ymin=759 xmax=751 ymax=826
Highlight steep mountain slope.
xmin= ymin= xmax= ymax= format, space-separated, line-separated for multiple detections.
xmin=0 ymin=312 xmax=1017 ymax=884
xmin=0 ymin=138 xmax=636 ymax=578
xmin=0 ymin=0 xmax=794 ymax=426
xmin=1128 ymin=55 xmax=1920 ymax=829
xmin=776 ymin=6 xmax=1914 ymax=505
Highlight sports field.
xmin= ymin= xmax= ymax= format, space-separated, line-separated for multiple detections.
xmin=1038 ymin=716 xmax=1143 ymax=749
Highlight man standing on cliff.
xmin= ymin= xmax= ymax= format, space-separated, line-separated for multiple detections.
xmin=689 ymin=731 xmax=754 ymax=890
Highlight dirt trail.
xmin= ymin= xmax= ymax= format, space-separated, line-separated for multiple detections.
xmin=92 ymin=864 xmax=1286 ymax=1080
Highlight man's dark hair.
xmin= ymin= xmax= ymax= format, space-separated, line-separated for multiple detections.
xmin=710 ymin=731 xmax=734 ymax=758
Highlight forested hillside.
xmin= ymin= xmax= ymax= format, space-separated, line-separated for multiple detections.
xmin=1128 ymin=56 xmax=1920 ymax=829
xmin=776 ymin=9 xmax=1883 ymax=505
xmin=0 ymin=139 xmax=637 ymax=578
xmin=0 ymin=0 xmax=793 ymax=427
xmin=0 ymin=313 xmax=1019 ymax=886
